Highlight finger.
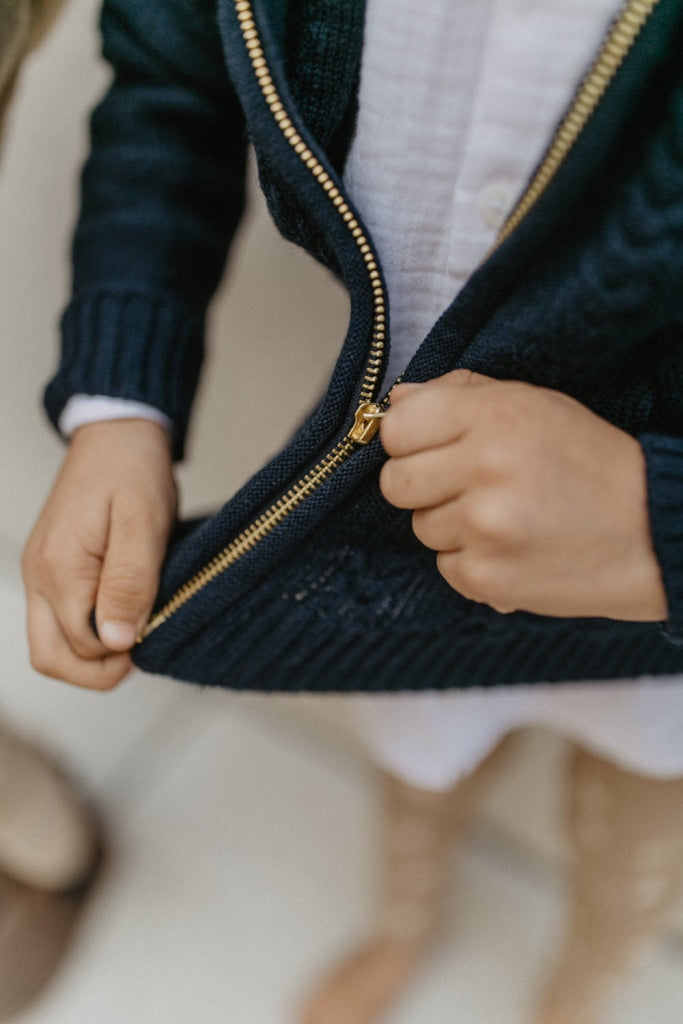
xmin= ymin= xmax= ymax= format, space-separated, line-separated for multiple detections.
xmin=96 ymin=493 xmax=168 ymax=650
xmin=379 ymin=445 xmax=465 ymax=510
xmin=387 ymin=383 xmax=421 ymax=404
xmin=53 ymin=596 xmax=110 ymax=660
xmin=27 ymin=592 xmax=132 ymax=690
xmin=391 ymin=370 xmax=490 ymax=398
xmin=429 ymin=369 xmax=492 ymax=388
xmin=413 ymin=489 xmax=514 ymax=555
xmin=381 ymin=379 xmax=476 ymax=457
xmin=435 ymin=549 xmax=515 ymax=614
xmin=22 ymin=533 xmax=111 ymax=660
xmin=435 ymin=549 xmax=479 ymax=602
xmin=412 ymin=499 xmax=464 ymax=553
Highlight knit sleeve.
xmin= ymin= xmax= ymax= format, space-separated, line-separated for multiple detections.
xmin=639 ymin=434 xmax=683 ymax=644
xmin=44 ymin=0 xmax=248 ymax=459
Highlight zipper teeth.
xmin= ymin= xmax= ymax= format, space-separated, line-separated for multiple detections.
xmin=139 ymin=0 xmax=388 ymax=642
xmin=139 ymin=0 xmax=655 ymax=643
xmin=141 ymin=437 xmax=355 ymax=638
xmin=494 ymin=0 xmax=659 ymax=251
xmin=234 ymin=0 xmax=386 ymax=401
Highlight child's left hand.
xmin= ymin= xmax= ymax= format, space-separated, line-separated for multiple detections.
xmin=379 ymin=370 xmax=667 ymax=621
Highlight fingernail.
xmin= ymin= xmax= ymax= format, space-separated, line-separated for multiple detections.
xmin=99 ymin=621 xmax=137 ymax=650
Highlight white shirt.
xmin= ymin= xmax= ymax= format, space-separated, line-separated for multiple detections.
xmin=62 ymin=0 xmax=683 ymax=787
xmin=345 ymin=0 xmax=683 ymax=789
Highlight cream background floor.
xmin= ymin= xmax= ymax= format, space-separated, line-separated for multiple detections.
xmin=2 ymin=544 xmax=683 ymax=1022
xmin=0 ymin=2 xmax=682 ymax=1020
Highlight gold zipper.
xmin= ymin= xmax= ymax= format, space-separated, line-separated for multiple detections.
xmin=139 ymin=0 xmax=387 ymax=640
xmin=231 ymin=0 xmax=386 ymax=405
xmin=494 ymin=0 xmax=659 ymax=250
xmin=138 ymin=0 xmax=656 ymax=642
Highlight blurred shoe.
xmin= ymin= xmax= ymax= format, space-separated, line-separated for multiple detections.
xmin=0 ymin=723 xmax=100 ymax=892
xmin=0 ymin=863 xmax=97 ymax=1021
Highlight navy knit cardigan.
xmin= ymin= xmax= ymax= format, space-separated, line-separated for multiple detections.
xmin=44 ymin=0 xmax=683 ymax=692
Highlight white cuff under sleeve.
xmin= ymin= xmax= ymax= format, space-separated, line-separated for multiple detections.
xmin=58 ymin=395 xmax=173 ymax=439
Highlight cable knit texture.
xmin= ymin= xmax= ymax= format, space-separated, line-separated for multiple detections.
xmin=44 ymin=0 xmax=249 ymax=458
xmin=43 ymin=0 xmax=683 ymax=689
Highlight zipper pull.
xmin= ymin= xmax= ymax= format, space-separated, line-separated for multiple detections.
xmin=349 ymin=402 xmax=386 ymax=445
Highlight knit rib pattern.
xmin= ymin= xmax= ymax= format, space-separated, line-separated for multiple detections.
xmin=46 ymin=291 xmax=204 ymax=460
xmin=37 ymin=0 xmax=683 ymax=691
xmin=641 ymin=434 xmax=683 ymax=644
xmin=284 ymin=0 xmax=364 ymax=164
xmin=134 ymin=464 xmax=683 ymax=691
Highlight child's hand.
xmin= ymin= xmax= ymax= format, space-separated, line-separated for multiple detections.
xmin=22 ymin=420 xmax=177 ymax=688
xmin=379 ymin=371 xmax=667 ymax=622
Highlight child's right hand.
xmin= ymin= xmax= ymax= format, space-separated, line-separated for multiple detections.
xmin=22 ymin=419 xmax=177 ymax=689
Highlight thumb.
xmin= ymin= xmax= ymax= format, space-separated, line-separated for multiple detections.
xmin=388 ymin=383 xmax=422 ymax=404
xmin=435 ymin=368 xmax=491 ymax=388
xmin=390 ymin=371 xmax=490 ymax=404
xmin=96 ymin=500 xmax=166 ymax=651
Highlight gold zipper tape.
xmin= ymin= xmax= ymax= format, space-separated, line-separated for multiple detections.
xmin=233 ymin=0 xmax=386 ymax=403
xmin=494 ymin=0 xmax=659 ymax=250
xmin=139 ymin=0 xmax=388 ymax=641
xmin=138 ymin=0 xmax=655 ymax=642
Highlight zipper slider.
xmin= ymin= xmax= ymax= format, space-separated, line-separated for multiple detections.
xmin=349 ymin=402 xmax=385 ymax=445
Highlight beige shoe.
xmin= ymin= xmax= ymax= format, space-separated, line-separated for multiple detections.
xmin=0 ymin=864 xmax=97 ymax=1021
xmin=0 ymin=724 xmax=100 ymax=892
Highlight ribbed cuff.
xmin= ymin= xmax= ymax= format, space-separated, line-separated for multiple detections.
xmin=44 ymin=291 xmax=205 ymax=460
xmin=640 ymin=434 xmax=683 ymax=644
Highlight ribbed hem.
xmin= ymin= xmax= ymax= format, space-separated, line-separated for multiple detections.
xmin=135 ymin=595 xmax=683 ymax=693
xmin=44 ymin=290 xmax=205 ymax=460
xmin=640 ymin=434 xmax=683 ymax=645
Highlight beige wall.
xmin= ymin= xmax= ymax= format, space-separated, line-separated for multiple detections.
xmin=0 ymin=0 xmax=349 ymax=552
xmin=3 ymin=1 xmax=682 ymax=946
xmin=0 ymin=0 xmax=104 ymax=548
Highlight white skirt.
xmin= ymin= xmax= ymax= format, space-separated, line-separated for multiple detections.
xmin=343 ymin=0 xmax=683 ymax=793
xmin=349 ymin=677 xmax=683 ymax=791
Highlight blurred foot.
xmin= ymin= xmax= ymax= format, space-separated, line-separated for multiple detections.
xmin=0 ymin=724 xmax=100 ymax=891
xmin=0 ymin=862 xmax=99 ymax=1021
xmin=299 ymin=937 xmax=424 ymax=1024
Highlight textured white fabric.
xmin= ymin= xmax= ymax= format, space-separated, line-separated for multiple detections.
xmin=343 ymin=0 xmax=683 ymax=788
xmin=344 ymin=0 xmax=620 ymax=389
xmin=343 ymin=0 xmax=492 ymax=388
xmin=58 ymin=394 xmax=173 ymax=439
xmin=58 ymin=0 xmax=683 ymax=787
xmin=351 ymin=677 xmax=683 ymax=791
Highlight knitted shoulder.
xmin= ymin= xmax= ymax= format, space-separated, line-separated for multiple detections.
xmin=284 ymin=0 xmax=365 ymax=167
xmin=101 ymin=0 xmax=230 ymax=100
